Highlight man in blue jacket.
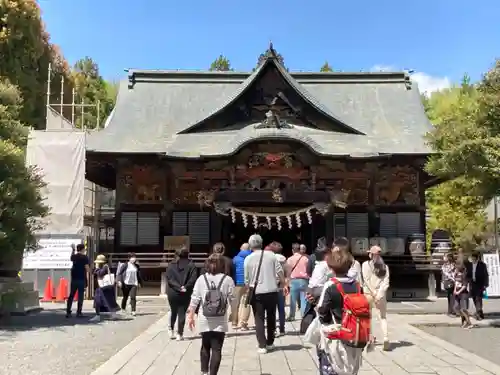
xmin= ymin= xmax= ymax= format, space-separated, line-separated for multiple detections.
xmin=231 ymin=243 xmax=252 ymax=329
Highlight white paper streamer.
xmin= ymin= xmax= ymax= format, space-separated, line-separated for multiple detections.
xmin=266 ymin=216 xmax=272 ymax=228
xmin=230 ymin=208 xmax=237 ymax=223
xmin=306 ymin=209 xmax=312 ymax=224
xmin=287 ymin=215 xmax=293 ymax=229
xmin=253 ymin=215 xmax=258 ymax=229
xmin=295 ymin=213 xmax=302 ymax=228
xmin=242 ymin=213 xmax=248 ymax=227
xmin=276 ymin=217 xmax=282 ymax=231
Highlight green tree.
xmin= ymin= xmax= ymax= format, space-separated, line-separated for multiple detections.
xmin=0 ymin=0 xmax=70 ymax=129
xmin=424 ymin=77 xmax=489 ymax=249
xmin=320 ymin=62 xmax=333 ymax=72
xmin=209 ymin=55 xmax=233 ymax=72
xmin=0 ymin=79 xmax=48 ymax=270
xmin=426 ymin=64 xmax=500 ymax=200
xmin=72 ymin=57 xmax=115 ymax=128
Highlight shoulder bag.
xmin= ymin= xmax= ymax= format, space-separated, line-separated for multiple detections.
xmin=98 ymin=266 xmax=115 ymax=288
xmin=245 ymin=250 xmax=265 ymax=306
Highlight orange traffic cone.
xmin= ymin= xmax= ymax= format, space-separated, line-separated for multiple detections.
xmin=54 ymin=278 xmax=67 ymax=302
xmin=40 ymin=277 xmax=54 ymax=302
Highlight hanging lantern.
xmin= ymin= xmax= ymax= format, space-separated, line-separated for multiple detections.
xmin=266 ymin=216 xmax=272 ymax=228
xmin=230 ymin=208 xmax=237 ymax=223
xmin=306 ymin=209 xmax=313 ymax=224
xmin=296 ymin=213 xmax=302 ymax=228
xmin=276 ymin=217 xmax=282 ymax=231
xmin=242 ymin=213 xmax=248 ymax=227
xmin=287 ymin=215 xmax=293 ymax=229
xmin=253 ymin=215 xmax=259 ymax=228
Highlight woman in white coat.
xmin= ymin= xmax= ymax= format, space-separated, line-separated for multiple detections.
xmin=361 ymin=245 xmax=390 ymax=351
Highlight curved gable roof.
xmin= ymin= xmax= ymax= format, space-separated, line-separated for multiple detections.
xmin=179 ymin=51 xmax=364 ymax=135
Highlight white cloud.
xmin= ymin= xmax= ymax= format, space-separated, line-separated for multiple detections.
xmin=370 ymin=65 xmax=451 ymax=96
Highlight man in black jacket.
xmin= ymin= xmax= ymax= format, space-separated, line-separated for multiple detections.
xmin=466 ymin=251 xmax=489 ymax=320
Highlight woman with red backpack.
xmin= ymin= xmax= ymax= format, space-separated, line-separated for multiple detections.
xmin=316 ymin=250 xmax=367 ymax=375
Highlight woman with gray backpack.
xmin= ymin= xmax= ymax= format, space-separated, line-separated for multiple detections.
xmin=187 ymin=253 xmax=235 ymax=375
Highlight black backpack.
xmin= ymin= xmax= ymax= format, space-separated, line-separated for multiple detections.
xmin=202 ymin=274 xmax=227 ymax=317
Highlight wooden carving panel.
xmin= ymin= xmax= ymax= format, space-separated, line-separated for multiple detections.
xmin=171 ymin=181 xmax=199 ymax=205
xmin=316 ymin=162 xmax=370 ymax=205
xmin=120 ymin=165 xmax=164 ymax=203
xmin=375 ymin=166 xmax=419 ymax=205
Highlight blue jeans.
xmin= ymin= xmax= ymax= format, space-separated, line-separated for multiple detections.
xmin=289 ymin=278 xmax=308 ymax=319
xmin=66 ymin=279 xmax=85 ymax=314
xmin=276 ymin=289 xmax=286 ymax=333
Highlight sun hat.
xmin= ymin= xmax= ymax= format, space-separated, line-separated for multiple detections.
xmin=94 ymin=254 xmax=107 ymax=264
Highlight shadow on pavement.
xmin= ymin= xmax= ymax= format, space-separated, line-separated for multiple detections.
xmin=0 ymin=308 xmax=133 ymax=333
xmin=277 ymin=343 xmax=306 ymax=351
xmin=384 ymin=340 xmax=414 ymax=351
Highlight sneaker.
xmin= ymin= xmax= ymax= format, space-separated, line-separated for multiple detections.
xmin=176 ymin=334 xmax=183 ymax=341
xmin=201 ymin=372 xmax=208 ymax=375
xmin=65 ymin=312 xmax=71 ymax=318
xmin=257 ymin=347 xmax=268 ymax=354
xmin=239 ymin=324 xmax=249 ymax=331
xmin=275 ymin=331 xmax=284 ymax=337
xmin=89 ymin=315 xmax=101 ymax=323
xmin=131 ymin=311 xmax=136 ymax=317
xmin=266 ymin=344 xmax=276 ymax=351
xmin=168 ymin=329 xmax=176 ymax=339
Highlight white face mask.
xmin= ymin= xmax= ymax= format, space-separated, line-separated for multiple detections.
xmin=129 ymin=258 xmax=136 ymax=263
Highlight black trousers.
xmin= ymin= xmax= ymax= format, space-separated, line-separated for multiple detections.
xmin=200 ymin=331 xmax=225 ymax=375
xmin=470 ymin=283 xmax=484 ymax=318
xmin=168 ymin=294 xmax=190 ymax=335
xmin=66 ymin=279 xmax=85 ymax=315
xmin=121 ymin=284 xmax=138 ymax=312
xmin=251 ymin=292 xmax=278 ymax=349
xmin=445 ymin=287 xmax=455 ymax=314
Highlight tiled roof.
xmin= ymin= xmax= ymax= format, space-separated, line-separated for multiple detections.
xmin=86 ymin=56 xmax=432 ymax=157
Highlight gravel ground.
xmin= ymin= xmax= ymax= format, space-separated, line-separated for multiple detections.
xmin=0 ymin=298 xmax=168 ymax=375
xmin=416 ymin=323 xmax=500 ymax=366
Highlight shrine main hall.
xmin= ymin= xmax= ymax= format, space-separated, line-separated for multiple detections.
xmin=86 ymin=46 xmax=439 ymax=296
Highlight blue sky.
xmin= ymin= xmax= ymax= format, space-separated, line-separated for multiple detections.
xmin=39 ymin=0 xmax=500 ymax=93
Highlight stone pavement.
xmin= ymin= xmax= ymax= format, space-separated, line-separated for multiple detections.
xmin=91 ymin=312 xmax=500 ymax=375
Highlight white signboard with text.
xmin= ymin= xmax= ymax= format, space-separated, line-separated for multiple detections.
xmin=483 ymin=253 xmax=500 ymax=297
xmin=23 ymin=238 xmax=81 ymax=269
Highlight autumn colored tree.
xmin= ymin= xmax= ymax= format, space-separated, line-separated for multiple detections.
xmin=0 ymin=0 xmax=70 ymax=129
xmin=209 ymin=55 xmax=233 ymax=72
xmin=0 ymin=79 xmax=48 ymax=271
xmin=71 ymin=57 xmax=115 ymax=128
xmin=320 ymin=62 xmax=333 ymax=72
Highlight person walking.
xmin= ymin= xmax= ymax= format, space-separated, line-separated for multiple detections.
xmin=270 ymin=242 xmax=287 ymax=337
xmin=244 ymin=234 xmax=287 ymax=354
xmin=316 ymin=249 xmax=365 ymax=375
xmin=116 ymin=252 xmax=143 ymax=316
xmin=441 ymin=253 xmax=456 ymax=316
xmin=361 ymin=246 xmax=390 ymax=351
xmin=286 ymin=243 xmax=309 ymax=321
xmin=211 ymin=242 xmax=233 ymax=276
xmin=187 ymin=253 xmax=235 ymax=375
xmin=66 ymin=243 xmax=90 ymax=318
xmin=166 ymin=246 xmax=198 ymax=340
xmin=90 ymin=254 xmax=120 ymax=322
xmin=454 ymin=262 xmax=473 ymax=328
xmin=231 ymin=242 xmax=252 ymax=330
xmin=467 ymin=251 xmax=489 ymax=320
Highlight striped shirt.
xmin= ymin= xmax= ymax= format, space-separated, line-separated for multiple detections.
xmin=189 ymin=273 xmax=235 ymax=333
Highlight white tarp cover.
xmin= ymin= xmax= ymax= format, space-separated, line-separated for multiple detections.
xmin=26 ymin=130 xmax=85 ymax=235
